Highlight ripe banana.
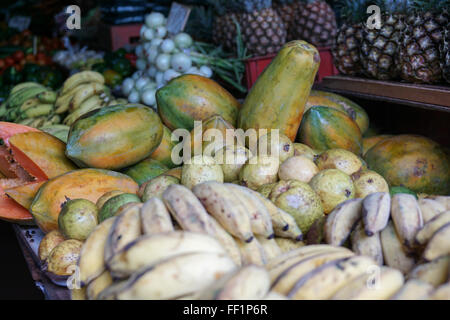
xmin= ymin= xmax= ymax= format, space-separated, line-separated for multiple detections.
xmin=108 ymin=252 xmax=236 ymax=300
xmin=97 ymin=281 xmax=128 ymax=300
xmin=422 ymin=196 xmax=449 ymax=211
xmin=140 ymin=197 xmax=174 ymax=234
xmin=69 ymin=83 xmax=105 ymax=112
xmin=324 ymin=198 xmax=363 ymax=246
xmin=422 ymin=222 xmax=450 ymax=261
xmin=78 ymin=217 xmax=116 ymax=287
xmin=264 ymin=291 xmax=288 ymax=300
xmin=207 ymin=215 xmax=242 ymax=266
xmin=61 ymin=71 xmax=104 ymax=95
xmin=192 ymin=182 xmax=254 ymax=242
xmin=287 ymin=255 xmax=377 ymax=300
xmin=104 ymin=203 xmax=142 ymax=264
xmin=428 ymin=282 xmax=450 ymax=300
xmin=380 ymin=221 xmax=415 ymax=274
xmin=247 ymin=189 xmax=292 ymax=237
xmin=331 ymin=267 xmax=404 ymax=300
xmin=195 ymin=265 xmax=270 ymax=300
xmin=235 ymin=236 xmax=267 ymax=266
xmin=415 ymin=211 xmax=450 ymax=246
xmin=362 ymin=192 xmax=391 ymax=236
xmin=257 ymin=236 xmax=282 ymax=261
xmin=418 ymin=198 xmax=447 ymax=223
xmin=390 ymin=279 xmax=434 ymax=300
xmin=71 ymin=287 xmax=87 ymax=300
xmin=107 ymin=231 xmax=227 ymax=278
xmin=162 ymin=184 xmax=216 ymax=235
xmin=86 ymin=271 xmax=113 ymax=300
xmin=55 ymin=85 xmax=84 ymax=114
xmin=225 ymin=183 xmax=274 ymax=239
xmin=391 ymin=194 xmax=424 ymax=251
xmin=274 ymin=238 xmax=305 ymax=253
xmin=270 ymin=250 xmax=355 ymax=295
xmin=272 ymin=208 xmax=303 ymax=241
xmin=351 ymin=222 xmax=384 ymax=266
xmin=267 ymin=244 xmax=352 ymax=271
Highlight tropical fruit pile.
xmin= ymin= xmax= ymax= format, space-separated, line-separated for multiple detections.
xmin=0 ymin=38 xmax=449 ymax=300
xmin=332 ymin=0 xmax=450 ymax=84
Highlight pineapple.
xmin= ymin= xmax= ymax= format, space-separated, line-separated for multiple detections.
xmin=273 ymin=0 xmax=301 ymax=40
xmin=290 ymin=0 xmax=337 ymax=47
xmin=332 ymin=0 xmax=368 ymax=76
xmin=359 ymin=0 xmax=408 ymax=80
xmin=212 ymin=0 xmax=287 ymax=56
xmin=398 ymin=0 xmax=449 ymax=84
xmin=443 ymin=26 xmax=450 ymax=83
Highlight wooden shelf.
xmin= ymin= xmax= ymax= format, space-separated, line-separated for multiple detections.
xmin=315 ymin=76 xmax=450 ymax=113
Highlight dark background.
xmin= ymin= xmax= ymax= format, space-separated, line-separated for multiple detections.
xmin=0 ymin=221 xmax=43 ymax=299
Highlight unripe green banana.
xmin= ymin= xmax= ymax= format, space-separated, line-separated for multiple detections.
xmin=23 ymin=103 xmax=54 ymax=118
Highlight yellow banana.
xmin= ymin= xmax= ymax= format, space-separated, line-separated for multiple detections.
xmin=69 ymin=82 xmax=105 ymax=112
xmin=380 ymin=221 xmax=415 ymax=274
xmin=362 ymin=192 xmax=391 ymax=236
xmin=86 ymin=271 xmax=113 ymax=300
xmin=350 ymin=222 xmax=384 ymax=266
xmin=140 ymin=197 xmax=174 ymax=235
xmin=61 ymin=71 xmax=104 ymax=95
xmin=235 ymin=236 xmax=267 ymax=266
xmin=390 ymin=279 xmax=434 ymax=300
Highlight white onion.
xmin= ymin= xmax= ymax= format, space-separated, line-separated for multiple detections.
xmin=186 ymin=66 xmax=202 ymax=76
xmin=147 ymin=45 xmax=159 ymax=64
xmin=136 ymin=58 xmax=147 ymax=70
xmin=155 ymin=26 xmax=167 ymax=39
xmin=155 ymin=72 xmax=165 ymax=86
xmin=140 ymin=25 xmax=148 ymax=38
xmin=174 ymin=33 xmax=193 ymax=49
xmin=141 ymin=89 xmax=157 ymax=106
xmin=143 ymin=28 xmax=155 ymax=41
xmin=200 ymin=65 xmax=213 ymax=78
xmin=171 ymin=53 xmax=192 ymax=73
xmin=160 ymin=39 xmax=175 ymax=53
xmin=132 ymin=70 xmax=144 ymax=80
xmin=147 ymin=66 xmax=158 ymax=78
xmin=145 ymin=12 xmax=165 ymax=28
xmin=163 ymin=69 xmax=181 ymax=82
xmin=135 ymin=77 xmax=150 ymax=91
xmin=128 ymin=89 xmax=140 ymax=103
xmin=121 ymin=78 xmax=134 ymax=96
xmin=156 ymin=53 xmax=171 ymax=71
xmin=150 ymin=38 xmax=163 ymax=47
xmin=141 ymin=82 xmax=157 ymax=93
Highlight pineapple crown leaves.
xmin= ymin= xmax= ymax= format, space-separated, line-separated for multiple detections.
xmin=336 ymin=0 xmax=372 ymax=24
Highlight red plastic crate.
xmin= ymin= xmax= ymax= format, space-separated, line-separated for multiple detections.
xmin=97 ymin=23 xmax=143 ymax=51
xmin=244 ymin=47 xmax=339 ymax=90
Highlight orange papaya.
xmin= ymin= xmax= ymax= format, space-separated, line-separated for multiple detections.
xmin=156 ymin=74 xmax=240 ymax=131
xmin=30 ymin=168 xmax=138 ymax=233
xmin=66 ymin=104 xmax=163 ymax=170
xmin=149 ymin=125 xmax=177 ymax=168
xmin=365 ymin=135 xmax=450 ymax=195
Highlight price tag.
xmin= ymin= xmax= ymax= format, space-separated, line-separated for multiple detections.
xmin=8 ymin=16 xmax=31 ymax=32
xmin=166 ymin=2 xmax=192 ymax=35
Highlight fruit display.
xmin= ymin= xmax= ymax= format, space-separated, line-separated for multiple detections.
xmin=0 ymin=1 xmax=449 ymax=302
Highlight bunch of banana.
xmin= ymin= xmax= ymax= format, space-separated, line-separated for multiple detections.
xmin=0 ymin=82 xmax=60 ymax=128
xmin=323 ymin=191 xmax=450 ymax=296
xmin=71 ymin=180 xmax=310 ymax=300
xmin=54 ymin=71 xmax=114 ymax=126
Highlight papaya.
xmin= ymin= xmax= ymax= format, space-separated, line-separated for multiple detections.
xmin=66 ymin=104 xmax=163 ymax=170
xmin=238 ymin=41 xmax=320 ymax=141
xmin=156 ymin=74 xmax=240 ymax=131
xmin=123 ymin=158 xmax=169 ymax=185
xmin=309 ymin=90 xmax=370 ymax=134
xmin=0 ymin=123 xmax=77 ymax=223
xmin=297 ymin=106 xmax=363 ymax=155
xmin=362 ymin=135 xmax=393 ymax=156
xmin=30 ymin=168 xmax=138 ymax=233
xmin=149 ymin=125 xmax=177 ymax=168
xmin=164 ymin=167 xmax=182 ymax=180
xmin=364 ymin=135 xmax=450 ymax=195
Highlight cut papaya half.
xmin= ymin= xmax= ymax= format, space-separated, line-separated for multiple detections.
xmin=0 ymin=122 xmax=77 ymax=225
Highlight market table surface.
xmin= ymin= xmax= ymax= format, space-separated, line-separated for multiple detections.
xmin=0 ymin=221 xmax=43 ymax=299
